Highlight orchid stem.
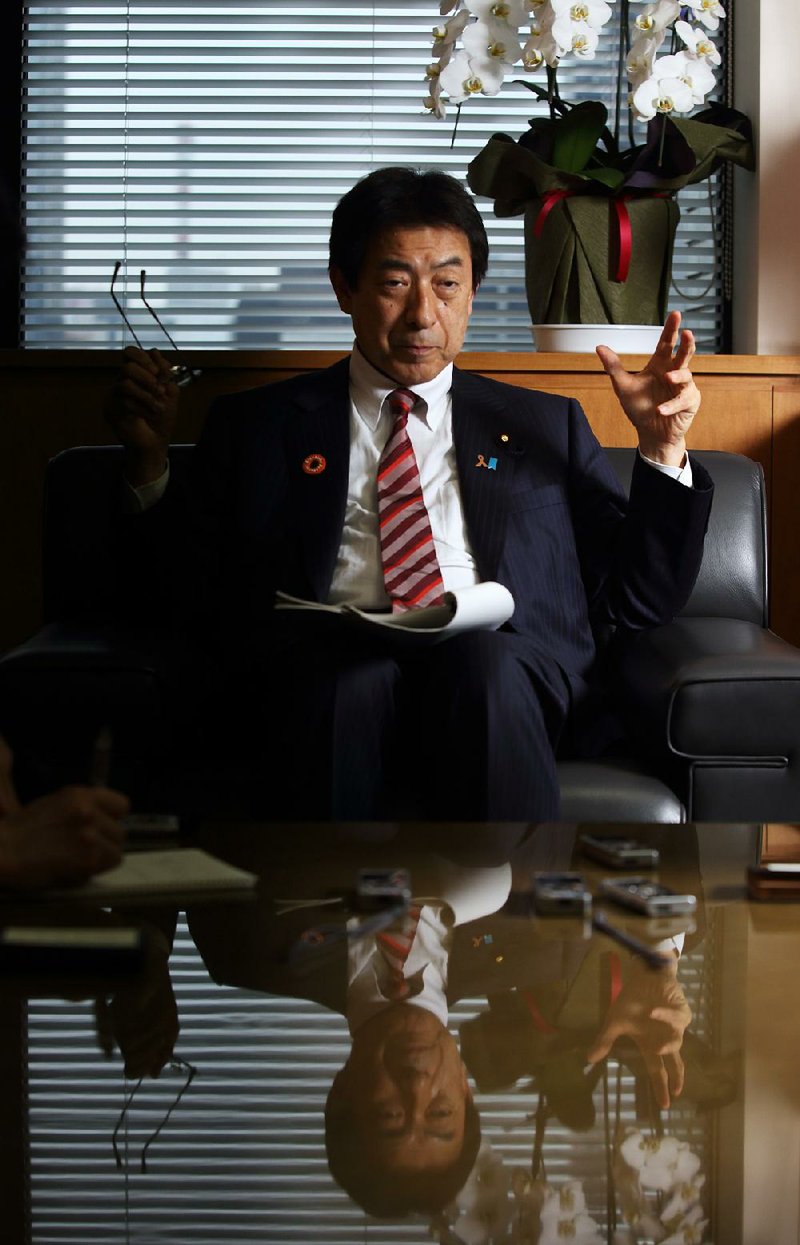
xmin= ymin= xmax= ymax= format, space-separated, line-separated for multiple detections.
xmin=449 ymin=102 xmax=462 ymax=150
xmin=658 ymin=113 xmax=667 ymax=166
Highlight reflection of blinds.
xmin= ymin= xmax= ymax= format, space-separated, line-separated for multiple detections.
xmin=26 ymin=915 xmax=713 ymax=1243
xmin=22 ymin=2 xmax=727 ymax=353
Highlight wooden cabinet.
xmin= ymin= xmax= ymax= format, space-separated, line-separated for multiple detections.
xmin=2 ymin=349 xmax=800 ymax=651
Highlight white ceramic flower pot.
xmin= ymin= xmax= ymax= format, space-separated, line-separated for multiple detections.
xmin=531 ymin=323 xmax=664 ymax=354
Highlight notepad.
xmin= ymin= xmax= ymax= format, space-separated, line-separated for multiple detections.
xmin=24 ymin=849 xmax=259 ymax=905
xmin=275 ymin=581 xmax=515 ymax=646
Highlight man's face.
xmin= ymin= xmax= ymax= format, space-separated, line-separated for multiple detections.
xmin=330 ymin=224 xmax=476 ymax=387
xmin=341 ymin=1004 xmax=469 ymax=1172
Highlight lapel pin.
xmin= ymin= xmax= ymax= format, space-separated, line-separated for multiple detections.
xmin=475 ymin=454 xmax=498 ymax=471
xmin=302 ymin=453 xmax=326 ymax=475
xmin=497 ymin=433 xmax=525 ymax=457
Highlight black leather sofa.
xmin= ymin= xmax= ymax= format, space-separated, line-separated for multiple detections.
xmin=2 ymin=444 xmax=800 ymax=821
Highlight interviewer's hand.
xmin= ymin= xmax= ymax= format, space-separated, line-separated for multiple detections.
xmin=0 ymin=785 xmax=129 ymax=888
xmin=596 ymin=310 xmax=701 ymax=468
xmin=585 ymin=954 xmax=692 ymax=1110
xmin=104 ymin=345 xmax=180 ymax=487
xmin=0 ymin=736 xmax=21 ymax=817
xmin=94 ymin=927 xmax=179 ymax=1079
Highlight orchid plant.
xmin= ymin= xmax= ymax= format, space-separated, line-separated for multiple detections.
xmin=424 ymin=1 xmax=727 ymax=132
xmin=421 ymin=1 xmax=753 ymax=328
xmin=431 ymin=1133 xmax=710 ymax=1245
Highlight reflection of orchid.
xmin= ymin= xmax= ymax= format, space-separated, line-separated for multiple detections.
xmin=616 ymin=1128 xmax=709 ymax=1245
xmin=620 ymin=1130 xmax=701 ymax=1192
xmin=435 ymin=1123 xmax=711 ymax=1244
xmin=446 ymin=1141 xmax=513 ymax=1244
xmin=661 ymin=1203 xmax=709 ymax=1244
xmin=539 ymin=1181 xmax=604 ymax=1244
xmin=662 ymin=1172 xmax=706 ymax=1223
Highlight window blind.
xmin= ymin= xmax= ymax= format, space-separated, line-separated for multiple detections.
xmin=21 ymin=2 xmax=727 ymax=351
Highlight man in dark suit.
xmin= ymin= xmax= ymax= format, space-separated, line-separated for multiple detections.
xmin=106 ymin=167 xmax=713 ymax=820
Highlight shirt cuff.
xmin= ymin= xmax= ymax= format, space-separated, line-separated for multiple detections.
xmin=638 ymin=448 xmax=693 ymax=488
xmin=124 ymin=462 xmax=170 ymax=513
xmin=653 ymin=932 xmax=685 ymax=957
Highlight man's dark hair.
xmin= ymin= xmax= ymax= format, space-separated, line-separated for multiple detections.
xmin=329 ymin=166 xmax=489 ymax=292
xmin=325 ymin=1078 xmax=481 ymax=1218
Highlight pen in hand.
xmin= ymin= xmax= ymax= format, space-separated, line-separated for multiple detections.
xmin=90 ymin=726 xmax=113 ymax=787
xmin=592 ymin=909 xmax=672 ymax=970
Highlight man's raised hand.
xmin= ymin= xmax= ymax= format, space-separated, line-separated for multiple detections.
xmin=596 ymin=310 xmax=701 ymax=468
xmin=104 ymin=346 xmax=180 ymax=486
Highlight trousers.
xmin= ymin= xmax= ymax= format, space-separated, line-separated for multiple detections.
xmin=255 ymin=618 xmax=574 ymax=821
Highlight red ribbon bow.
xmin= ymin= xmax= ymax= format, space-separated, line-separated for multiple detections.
xmin=533 ymin=190 xmax=669 ymax=284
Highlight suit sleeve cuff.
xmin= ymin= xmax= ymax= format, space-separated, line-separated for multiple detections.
xmin=638 ymin=448 xmax=693 ymax=488
xmin=123 ymin=462 xmax=170 ymax=513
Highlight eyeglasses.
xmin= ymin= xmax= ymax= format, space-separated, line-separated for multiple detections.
xmin=110 ymin=261 xmax=200 ymax=388
xmin=112 ymin=1056 xmax=197 ymax=1173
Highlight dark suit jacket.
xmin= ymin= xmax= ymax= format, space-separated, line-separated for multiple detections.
xmin=133 ymin=358 xmax=712 ymax=689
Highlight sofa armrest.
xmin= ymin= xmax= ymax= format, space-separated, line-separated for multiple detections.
xmin=0 ymin=623 xmax=167 ymax=730
xmin=617 ymin=617 xmax=800 ymax=759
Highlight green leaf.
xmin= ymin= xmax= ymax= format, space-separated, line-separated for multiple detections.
xmin=584 ymin=166 xmax=625 ymax=191
xmin=552 ymin=100 xmax=608 ymax=174
xmin=669 ymin=113 xmax=756 ymax=183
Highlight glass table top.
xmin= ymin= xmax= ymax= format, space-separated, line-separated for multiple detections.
xmin=1 ymin=821 xmax=798 ymax=1244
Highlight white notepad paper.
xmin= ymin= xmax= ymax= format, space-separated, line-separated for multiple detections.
xmin=29 ymin=849 xmax=259 ymax=905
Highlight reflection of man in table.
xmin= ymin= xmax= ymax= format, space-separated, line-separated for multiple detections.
xmin=183 ymin=835 xmax=696 ymax=1217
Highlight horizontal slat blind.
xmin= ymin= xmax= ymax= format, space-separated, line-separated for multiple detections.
xmin=21 ymin=2 xmax=726 ymax=352
xmin=26 ymin=913 xmax=714 ymax=1242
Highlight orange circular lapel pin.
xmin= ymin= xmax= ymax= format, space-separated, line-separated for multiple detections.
xmin=302 ymin=453 xmax=326 ymax=475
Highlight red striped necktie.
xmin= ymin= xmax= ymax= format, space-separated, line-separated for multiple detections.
xmin=375 ymin=904 xmax=423 ymax=1001
xmin=377 ymin=387 xmax=446 ymax=614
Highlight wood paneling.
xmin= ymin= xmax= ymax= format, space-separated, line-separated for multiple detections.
xmin=2 ymin=349 xmax=800 ymax=651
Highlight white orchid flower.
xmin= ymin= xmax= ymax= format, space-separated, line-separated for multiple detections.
xmin=463 ymin=16 xmax=523 ymax=68
xmin=423 ymin=71 xmax=447 ymax=118
xmin=470 ymin=0 xmax=530 ymax=27
xmin=540 ymin=1181 xmax=589 ymax=1219
xmin=539 ymin=1186 xmax=604 ymax=1245
xmin=431 ymin=8 xmax=470 ymax=60
xmin=661 ymin=1173 xmax=707 ymax=1229
xmin=439 ymin=46 xmax=507 ymax=99
xmin=551 ymin=0 xmax=613 ymax=30
xmin=453 ymin=1141 xmax=512 ymax=1214
xmin=627 ymin=1209 xmax=671 ymax=1240
xmin=632 ymin=67 xmax=694 ymax=120
xmin=651 ymin=50 xmax=715 ymax=106
xmin=660 ymin=1203 xmax=709 ymax=1245
xmin=446 ymin=1142 xmax=512 ymax=1244
xmin=521 ymin=30 xmax=560 ymax=69
xmin=619 ymin=1131 xmax=702 ymax=1193
xmin=552 ymin=16 xmax=601 ymax=58
xmin=626 ymin=32 xmax=659 ymax=86
xmin=685 ymin=0 xmax=726 ymax=32
xmin=440 ymin=0 xmax=465 ymax=13
xmin=676 ymin=52 xmax=716 ymax=104
xmin=675 ymin=20 xmax=722 ymax=65
xmin=634 ymin=0 xmax=680 ymax=36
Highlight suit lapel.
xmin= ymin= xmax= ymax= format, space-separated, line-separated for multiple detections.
xmin=452 ymin=368 xmax=524 ymax=581
xmin=283 ymin=357 xmax=351 ymax=602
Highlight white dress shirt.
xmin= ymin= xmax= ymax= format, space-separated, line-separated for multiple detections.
xmin=345 ymin=861 xmax=513 ymax=1034
xmin=328 ymin=345 xmax=479 ymax=609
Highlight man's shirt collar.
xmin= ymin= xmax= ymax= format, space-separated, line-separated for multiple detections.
xmin=349 ymin=343 xmax=453 ymax=431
